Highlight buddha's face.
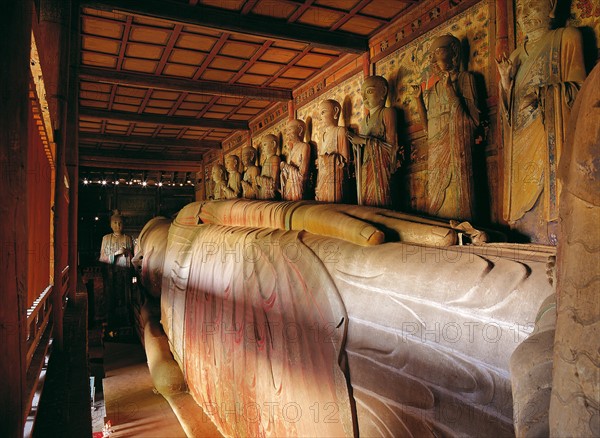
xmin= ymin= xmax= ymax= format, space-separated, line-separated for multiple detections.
xmin=111 ymin=218 xmax=123 ymax=235
xmin=361 ymin=81 xmax=386 ymax=110
xmin=516 ymin=0 xmax=552 ymax=36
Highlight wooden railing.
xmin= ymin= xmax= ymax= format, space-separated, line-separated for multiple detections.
xmin=25 ymin=284 xmax=53 ymax=371
xmin=23 ymin=264 xmax=69 ymax=436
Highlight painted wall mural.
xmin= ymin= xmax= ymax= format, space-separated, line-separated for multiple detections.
xmin=296 ymin=72 xmax=365 ymax=151
xmin=375 ymin=0 xmax=491 ymax=130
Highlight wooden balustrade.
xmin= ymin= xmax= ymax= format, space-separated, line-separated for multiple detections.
xmin=23 ymin=264 xmax=69 ymax=434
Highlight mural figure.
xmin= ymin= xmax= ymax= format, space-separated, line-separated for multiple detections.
xmin=99 ymin=209 xmax=133 ymax=327
xmin=315 ymin=99 xmax=351 ymax=203
xmin=223 ymin=154 xmax=242 ymax=199
xmin=241 ymin=146 xmax=260 ymax=199
xmin=210 ymin=163 xmax=228 ymax=200
xmin=281 ymin=119 xmax=311 ymax=201
xmin=496 ymin=0 xmax=586 ymax=243
xmin=256 ymin=134 xmax=281 ymax=200
xmin=413 ymin=34 xmax=480 ymax=221
xmin=348 ymin=75 xmax=401 ymax=207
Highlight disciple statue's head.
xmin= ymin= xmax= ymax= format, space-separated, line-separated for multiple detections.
xmin=225 ymin=154 xmax=240 ymax=172
xmin=319 ymin=99 xmax=341 ymax=126
xmin=110 ymin=210 xmax=124 ymax=235
xmin=261 ymin=134 xmax=279 ymax=158
xmin=429 ymin=34 xmax=461 ymax=74
xmin=241 ymin=146 xmax=257 ymax=167
xmin=516 ymin=0 xmax=556 ymax=37
xmin=361 ymin=76 xmax=388 ymax=111
xmin=211 ymin=163 xmax=227 ymax=183
xmin=285 ymin=119 xmax=306 ymax=142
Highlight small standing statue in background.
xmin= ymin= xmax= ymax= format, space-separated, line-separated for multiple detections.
xmin=256 ymin=134 xmax=281 ymax=200
xmin=496 ymin=0 xmax=586 ymax=243
xmin=348 ymin=75 xmax=400 ymax=207
xmin=315 ymin=99 xmax=351 ymax=203
xmin=211 ymin=163 xmax=228 ymax=200
xmin=223 ymin=154 xmax=242 ymax=199
xmin=281 ymin=119 xmax=311 ymax=201
xmin=100 ymin=210 xmax=133 ymax=327
xmin=413 ymin=34 xmax=480 ymax=221
xmin=241 ymin=146 xmax=260 ymax=199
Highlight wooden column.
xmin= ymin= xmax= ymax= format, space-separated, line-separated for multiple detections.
xmin=51 ymin=0 xmax=75 ymax=350
xmin=494 ymin=0 xmax=510 ymax=59
xmin=362 ymin=52 xmax=371 ymax=77
xmin=66 ymin=0 xmax=80 ymax=302
xmin=0 ymin=2 xmax=32 ymax=437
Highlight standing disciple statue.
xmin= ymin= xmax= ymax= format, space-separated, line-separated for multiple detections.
xmin=223 ymin=154 xmax=242 ymax=199
xmin=280 ymin=119 xmax=311 ymax=201
xmin=256 ymin=134 xmax=281 ymax=200
xmin=413 ymin=34 xmax=480 ymax=221
xmin=241 ymin=146 xmax=260 ymax=199
xmin=315 ymin=99 xmax=351 ymax=203
xmin=348 ymin=75 xmax=401 ymax=207
xmin=100 ymin=209 xmax=134 ymax=327
xmin=496 ymin=0 xmax=586 ymax=243
xmin=210 ymin=163 xmax=228 ymax=200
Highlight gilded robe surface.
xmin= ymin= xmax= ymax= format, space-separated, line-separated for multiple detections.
xmin=501 ymin=27 xmax=586 ymax=243
xmin=315 ymin=126 xmax=350 ymax=203
xmin=281 ymin=141 xmax=310 ymax=201
xmin=359 ymin=106 xmax=399 ymax=207
xmin=425 ymin=71 xmax=479 ymax=220
xmin=100 ymin=232 xmax=133 ymax=325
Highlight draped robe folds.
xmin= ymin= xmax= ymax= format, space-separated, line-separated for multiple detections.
xmin=359 ymin=106 xmax=399 ymax=207
xmin=181 ymin=226 xmax=354 ymax=437
xmin=316 ymin=126 xmax=350 ymax=203
xmin=501 ymin=27 xmax=586 ymax=241
xmin=224 ymin=170 xmax=242 ymax=199
xmin=100 ymin=232 xmax=133 ymax=324
xmin=242 ymin=165 xmax=259 ymax=199
xmin=425 ymin=71 xmax=479 ymax=220
xmin=281 ymin=141 xmax=310 ymax=201
xmin=257 ymin=156 xmax=281 ymax=200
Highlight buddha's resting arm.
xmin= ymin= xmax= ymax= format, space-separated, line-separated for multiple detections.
xmin=191 ymin=199 xmax=458 ymax=247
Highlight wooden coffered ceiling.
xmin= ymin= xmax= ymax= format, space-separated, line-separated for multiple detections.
xmin=77 ymin=0 xmax=420 ymax=181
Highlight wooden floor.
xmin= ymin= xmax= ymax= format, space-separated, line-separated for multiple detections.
xmin=33 ymin=293 xmax=92 ymax=437
xmin=102 ymin=341 xmax=187 ymax=437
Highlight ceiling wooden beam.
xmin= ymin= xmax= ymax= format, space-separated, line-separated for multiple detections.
xmin=79 ymin=107 xmax=249 ymax=130
xmin=79 ymin=66 xmax=292 ymax=102
xmin=81 ymin=0 xmax=369 ymax=54
xmin=80 ymin=153 xmax=202 ymax=171
xmin=79 ymin=133 xmax=221 ymax=149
